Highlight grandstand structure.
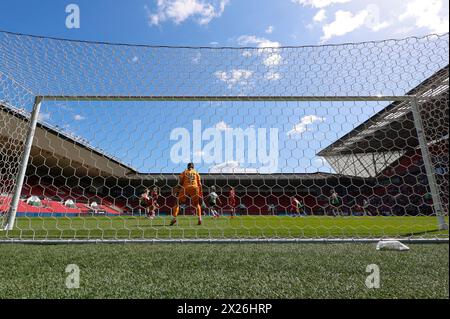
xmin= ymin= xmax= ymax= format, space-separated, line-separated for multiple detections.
xmin=318 ymin=65 xmax=449 ymax=219
xmin=0 ymin=30 xmax=448 ymax=241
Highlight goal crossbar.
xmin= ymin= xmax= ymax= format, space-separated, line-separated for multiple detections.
xmin=38 ymin=95 xmax=416 ymax=102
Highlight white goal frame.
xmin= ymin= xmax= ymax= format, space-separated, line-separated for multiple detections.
xmin=2 ymin=94 xmax=448 ymax=243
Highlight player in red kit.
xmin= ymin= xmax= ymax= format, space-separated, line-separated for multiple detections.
xmin=148 ymin=186 xmax=160 ymax=218
xmin=140 ymin=187 xmax=159 ymax=219
xmin=229 ymin=187 xmax=236 ymax=218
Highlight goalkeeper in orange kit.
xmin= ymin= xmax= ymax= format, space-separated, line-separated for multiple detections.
xmin=170 ymin=162 xmax=204 ymax=226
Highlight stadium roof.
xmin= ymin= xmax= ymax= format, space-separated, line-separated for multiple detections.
xmin=317 ymin=65 xmax=449 ymax=177
xmin=0 ymin=102 xmax=138 ymax=177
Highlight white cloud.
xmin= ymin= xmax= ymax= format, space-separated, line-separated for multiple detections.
xmin=313 ymin=157 xmax=333 ymax=172
xmin=145 ymin=0 xmax=229 ymax=26
xmin=237 ymin=35 xmax=280 ymax=48
xmin=364 ymin=3 xmax=391 ymax=32
xmin=74 ymin=114 xmax=85 ymax=121
xmin=320 ymin=9 xmax=369 ymax=42
xmin=399 ymin=0 xmax=449 ymax=34
xmin=265 ymin=25 xmax=274 ymax=34
xmin=393 ymin=26 xmax=415 ymax=35
xmin=37 ymin=112 xmax=50 ymax=122
xmin=313 ymin=9 xmax=327 ymax=22
xmin=314 ymin=3 xmax=392 ymax=41
xmin=209 ymin=41 xmax=219 ymax=45
xmin=237 ymin=35 xmax=282 ymax=69
xmin=265 ymin=72 xmax=281 ymax=81
xmin=215 ymin=120 xmax=232 ymax=131
xmin=370 ymin=21 xmax=390 ymax=32
xmin=192 ymin=52 xmax=201 ymax=64
xmin=209 ymin=161 xmax=258 ymax=173
xmin=214 ymin=69 xmax=253 ymax=87
xmin=263 ymin=52 xmax=282 ymax=66
xmin=292 ymin=0 xmax=350 ymax=9
xmin=297 ymin=0 xmax=447 ymax=41
xmin=287 ymin=115 xmax=325 ymax=137
xmin=314 ymin=157 xmax=328 ymax=167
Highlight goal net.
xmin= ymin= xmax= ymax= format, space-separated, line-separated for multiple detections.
xmin=0 ymin=30 xmax=448 ymax=242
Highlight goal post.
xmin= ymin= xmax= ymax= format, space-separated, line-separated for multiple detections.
xmin=410 ymin=97 xmax=448 ymax=231
xmin=0 ymin=30 xmax=448 ymax=242
xmin=3 ymin=96 xmax=42 ymax=230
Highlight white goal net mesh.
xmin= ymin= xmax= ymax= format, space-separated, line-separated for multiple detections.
xmin=0 ymin=31 xmax=448 ymax=241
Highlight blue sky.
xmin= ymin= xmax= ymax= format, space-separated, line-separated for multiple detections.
xmin=0 ymin=0 xmax=448 ymax=46
xmin=0 ymin=1 xmax=449 ymax=174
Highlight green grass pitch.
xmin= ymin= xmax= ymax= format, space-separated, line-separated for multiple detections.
xmin=0 ymin=216 xmax=448 ymax=298
xmin=1 ymin=215 xmax=448 ymax=239
xmin=0 ymin=243 xmax=448 ymax=298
